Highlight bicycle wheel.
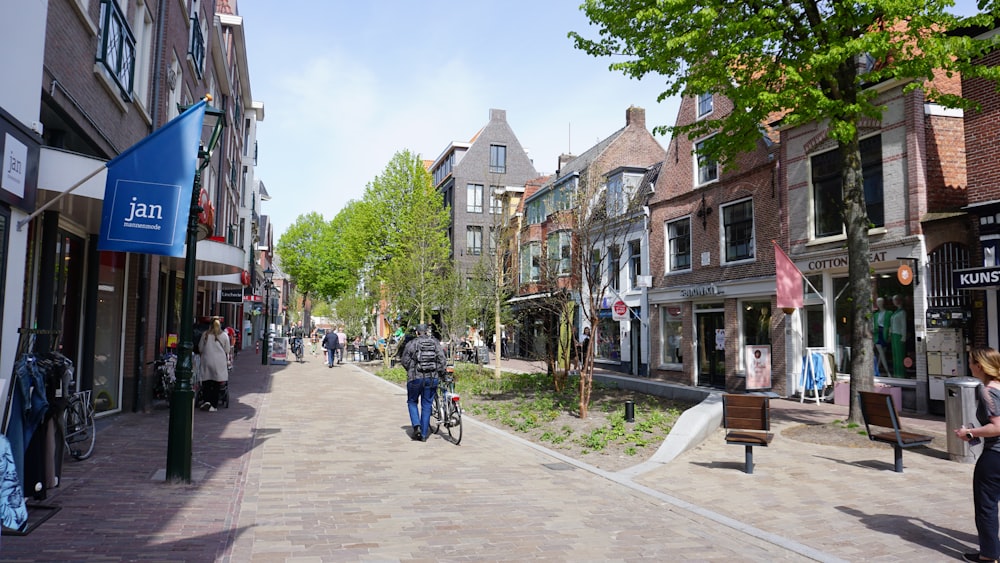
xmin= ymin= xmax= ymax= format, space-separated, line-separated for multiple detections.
xmin=446 ymin=399 xmax=462 ymax=445
xmin=429 ymin=394 xmax=442 ymax=435
xmin=64 ymin=399 xmax=96 ymax=460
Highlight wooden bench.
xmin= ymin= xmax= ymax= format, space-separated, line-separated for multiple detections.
xmin=858 ymin=391 xmax=933 ymax=473
xmin=722 ymin=394 xmax=773 ymax=474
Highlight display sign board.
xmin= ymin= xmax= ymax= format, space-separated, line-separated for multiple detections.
xmin=746 ymin=345 xmax=772 ymax=390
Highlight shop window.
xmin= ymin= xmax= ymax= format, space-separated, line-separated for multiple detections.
xmin=596 ymin=318 xmax=621 ymax=361
xmin=742 ymin=301 xmax=771 ymax=346
xmin=660 ymin=306 xmax=683 ymax=366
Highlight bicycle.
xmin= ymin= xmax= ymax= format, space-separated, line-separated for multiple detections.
xmin=429 ymin=367 xmax=462 ymax=445
xmin=291 ymin=337 xmax=304 ymax=362
xmin=150 ymin=352 xmax=177 ymax=404
xmin=63 ymin=389 xmax=96 ymax=461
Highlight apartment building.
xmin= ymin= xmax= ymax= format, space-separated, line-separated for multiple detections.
xmin=516 ymin=106 xmax=665 ymax=372
xmin=646 ymin=93 xmax=782 ymax=392
xmin=430 ymin=109 xmax=539 ymax=278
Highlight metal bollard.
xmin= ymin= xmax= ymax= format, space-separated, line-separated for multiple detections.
xmin=625 ymin=400 xmax=635 ymax=423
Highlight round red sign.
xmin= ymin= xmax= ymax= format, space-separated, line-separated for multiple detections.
xmin=613 ymin=300 xmax=628 ymax=316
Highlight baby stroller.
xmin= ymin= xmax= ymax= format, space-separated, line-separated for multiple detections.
xmin=194 ymin=357 xmax=230 ymax=409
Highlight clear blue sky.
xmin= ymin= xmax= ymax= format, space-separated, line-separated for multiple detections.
xmin=238 ymin=0 xmax=984 ymax=238
xmin=238 ymin=0 xmax=681 ymax=237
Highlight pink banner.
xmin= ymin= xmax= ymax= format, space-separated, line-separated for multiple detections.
xmin=774 ymin=242 xmax=803 ymax=310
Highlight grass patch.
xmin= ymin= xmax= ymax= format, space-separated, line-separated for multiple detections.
xmin=376 ymin=364 xmax=694 ymax=461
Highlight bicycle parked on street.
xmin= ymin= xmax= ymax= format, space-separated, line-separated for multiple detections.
xmin=429 ymin=366 xmax=462 ymax=445
xmin=63 ymin=388 xmax=96 ymax=460
xmin=150 ymin=352 xmax=177 ymax=404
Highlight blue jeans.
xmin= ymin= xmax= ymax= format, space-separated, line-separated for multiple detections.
xmin=407 ymin=377 xmax=439 ymax=438
xmin=326 ymin=347 xmax=336 ymax=367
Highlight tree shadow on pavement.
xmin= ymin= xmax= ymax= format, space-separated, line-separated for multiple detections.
xmin=835 ymin=505 xmax=975 ymax=560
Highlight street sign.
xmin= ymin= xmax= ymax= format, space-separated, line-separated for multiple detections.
xmin=612 ymin=300 xmax=628 ymax=321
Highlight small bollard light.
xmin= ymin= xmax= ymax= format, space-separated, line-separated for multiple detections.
xmin=625 ymin=400 xmax=635 ymax=423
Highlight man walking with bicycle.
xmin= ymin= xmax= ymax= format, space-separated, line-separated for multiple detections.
xmin=401 ymin=324 xmax=446 ymax=442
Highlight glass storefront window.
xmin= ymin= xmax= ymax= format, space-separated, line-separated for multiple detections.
xmin=596 ymin=318 xmax=621 ymax=361
xmin=94 ymin=252 xmax=127 ymax=413
xmin=742 ymin=301 xmax=771 ymax=346
xmin=660 ymin=306 xmax=683 ymax=365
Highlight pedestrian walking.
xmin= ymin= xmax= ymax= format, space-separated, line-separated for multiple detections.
xmin=336 ymin=326 xmax=347 ymax=364
xmin=198 ymin=318 xmax=230 ymax=412
xmin=957 ymin=347 xmax=1000 ymax=563
xmin=321 ymin=330 xmax=340 ymax=368
xmin=400 ymin=324 xmax=446 ymax=442
xmin=310 ymin=329 xmax=319 ymax=356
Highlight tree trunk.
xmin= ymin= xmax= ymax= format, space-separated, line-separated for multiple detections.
xmin=843 ymin=136 xmax=875 ymax=425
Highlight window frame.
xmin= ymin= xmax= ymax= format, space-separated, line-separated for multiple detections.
xmin=720 ymin=198 xmax=755 ymax=264
xmin=466 ymin=226 xmax=483 ymax=256
xmin=466 ymin=183 xmax=484 ymax=213
xmin=608 ymin=244 xmax=621 ymax=292
xmin=697 ymin=93 xmax=714 ymax=118
xmin=810 ymin=134 xmax=884 ymax=240
xmin=628 ymin=239 xmax=642 ymax=288
xmin=694 ymin=137 xmax=719 ymax=186
xmin=666 ymin=217 xmax=691 ymax=272
xmin=520 ymin=242 xmax=542 ymax=283
xmin=490 ymin=144 xmax=507 ymax=174
xmin=547 ymin=231 xmax=572 ymax=277
xmin=97 ymin=0 xmax=137 ymax=100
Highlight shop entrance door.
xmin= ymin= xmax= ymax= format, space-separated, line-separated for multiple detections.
xmin=697 ymin=311 xmax=726 ymax=388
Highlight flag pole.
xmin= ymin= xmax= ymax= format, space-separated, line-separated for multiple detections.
xmin=15 ymin=164 xmax=106 ymax=231
xmin=166 ymin=95 xmax=224 ymax=482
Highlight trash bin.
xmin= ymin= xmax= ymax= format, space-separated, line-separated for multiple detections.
xmin=945 ymin=376 xmax=983 ymax=463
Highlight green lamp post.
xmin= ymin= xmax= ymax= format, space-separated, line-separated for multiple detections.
xmin=165 ymin=103 xmax=226 ymax=482
xmin=260 ymin=266 xmax=274 ymax=365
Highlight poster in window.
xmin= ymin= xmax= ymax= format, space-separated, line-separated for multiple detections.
xmin=746 ymin=345 xmax=771 ymax=390
xmin=715 ymin=329 xmax=725 ymax=351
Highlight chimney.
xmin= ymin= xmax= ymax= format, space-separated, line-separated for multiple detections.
xmin=626 ymin=106 xmax=645 ymax=128
xmin=557 ymin=153 xmax=575 ymax=175
xmin=490 ymin=108 xmax=507 ymax=122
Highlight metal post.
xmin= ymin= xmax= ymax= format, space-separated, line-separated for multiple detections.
xmin=165 ymin=102 xmax=224 ymax=483
xmin=625 ymin=400 xmax=635 ymax=423
xmin=261 ymin=282 xmax=269 ymax=365
xmin=165 ymin=168 xmax=202 ymax=482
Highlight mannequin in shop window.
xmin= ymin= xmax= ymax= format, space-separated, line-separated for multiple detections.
xmin=890 ymin=294 xmax=907 ymax=377
xmin=873 ymin=297 xmax=892 ymax=377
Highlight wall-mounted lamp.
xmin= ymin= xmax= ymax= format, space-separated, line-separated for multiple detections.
xmin=696 ymin=193 xmax=712 ymax=230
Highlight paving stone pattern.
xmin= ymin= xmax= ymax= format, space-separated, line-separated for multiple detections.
xmin=0 ymin=353 xmax=978 ymax=562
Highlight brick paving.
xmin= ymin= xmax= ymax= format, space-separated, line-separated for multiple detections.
xmin=0 ymin=352 xmax=977 ymax=561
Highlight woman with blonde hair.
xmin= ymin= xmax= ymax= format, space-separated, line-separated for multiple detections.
xmin=198 ymin=318 xmax=230 ymax=412
xmin=958 ymin=347 xmax=1000 ymax=563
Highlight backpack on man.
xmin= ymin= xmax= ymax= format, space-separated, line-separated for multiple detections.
xmin=415 ymin=337 xmax=440 ymax=376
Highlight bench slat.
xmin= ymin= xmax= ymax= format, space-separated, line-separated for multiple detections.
xmin=726 ymin=431 xmax=773 ymax=446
